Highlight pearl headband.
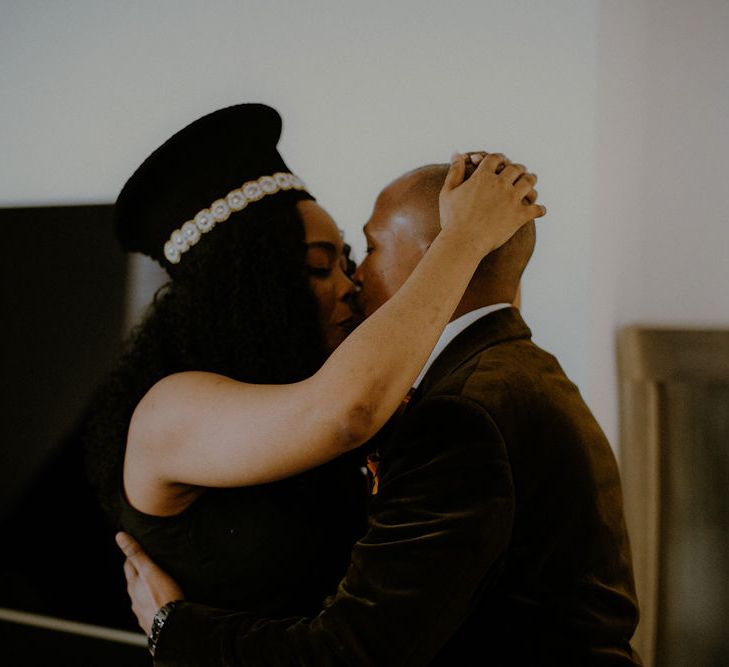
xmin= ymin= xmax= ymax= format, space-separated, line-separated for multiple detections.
xmin=163 ymin=171 xmax=307 ymax=264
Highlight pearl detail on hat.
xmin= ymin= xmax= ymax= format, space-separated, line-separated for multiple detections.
xmin=211 ymin=199 xmax=231 ymax=222
xmin=195 ymin=209 xmax=215 ymax=232
xmin=171 ymin=229 xmax=187 ymax=250
xmin=274 ymin=173 xmax=292 ymax=190
xmin=163 ymin=171 xmax=306 ymax=264
xmin=182 ymin=221 xmax=201 ymax=245
xmin=259 ymin=176 xmax=278 ymax=194
xmin=242 ymin=181 xmax=264 ymax=201
xmin=227 ymin=190 xmax=247 ymax=211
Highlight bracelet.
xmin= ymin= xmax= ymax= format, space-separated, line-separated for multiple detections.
xmin=148 ymin=600 xmax=180 ymax=657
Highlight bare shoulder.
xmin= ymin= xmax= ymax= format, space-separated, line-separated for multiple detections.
xmin=123 ymin=371 xmax=234 ymax=516
xmin=131 ymin=371 xmax=241 ymax=437
xmin=122 ymin=371 xmax=303 ymax=514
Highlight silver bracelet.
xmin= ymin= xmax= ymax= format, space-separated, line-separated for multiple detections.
xmin=148 ymin=600 xmax=180 ymax=657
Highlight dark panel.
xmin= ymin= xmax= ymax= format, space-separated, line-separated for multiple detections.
xmin=0 ymin=205 xmax=139 ymax=631
xmin=0 ymin=204 xmax=126 ymax=515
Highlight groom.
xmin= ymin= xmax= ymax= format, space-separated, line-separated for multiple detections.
xmin=118 ymin=155 xmax=641 ymax=665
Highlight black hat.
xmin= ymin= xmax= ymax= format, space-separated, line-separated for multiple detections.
xmin=114 ymin=103 xmax=314 ymax=268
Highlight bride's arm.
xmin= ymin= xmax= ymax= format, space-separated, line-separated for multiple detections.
xmin=125 ymin=153 xmax=544 ymax=504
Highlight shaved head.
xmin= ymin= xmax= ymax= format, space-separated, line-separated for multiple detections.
xmin=399 ymin=163 xmax=537 ymax=301
xmin=354 ymin=160 xmax=538 ymax=317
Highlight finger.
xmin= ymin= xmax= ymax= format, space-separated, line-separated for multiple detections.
xmin=116 ymin=532 xmax=155 ymax=576
xmin=500 ymin=163 xmax=527 ymax=184
xmin=515 ymin=173 xmax=537 ymax=200
xmin=123 ymin=558 xmax=137 ymax=581
xmin=515 ymin=171 xmax=537 ymax=187
xmin=522 ymin=188 xmax=538 ymax=205
xmin=116 ymin=532 xmax=143 ymax=560
xmin=526 ymin=203 xmax=547 ymax=219
xmin=442 ymin=153 xmax=466 ymax=192
xmin=477 ymin=152 xmax=510 ymax=176
xmin=467 ymin=151 xmax=487 ymax=165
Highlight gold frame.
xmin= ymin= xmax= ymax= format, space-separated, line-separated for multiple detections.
xmin=617 ymin=326 xmax=729 ymax=666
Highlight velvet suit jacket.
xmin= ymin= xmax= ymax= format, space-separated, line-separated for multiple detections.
xmin=155 ymin=308 xmax=641 ymax=666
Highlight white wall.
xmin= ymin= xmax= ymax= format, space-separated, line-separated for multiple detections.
xmin=592 ymin=0 xmax=729 ymax=444
xmin=2 ymin=0 xmax=728 ymax=452
xmin=635 ymin=0 xmax=729 ymax=325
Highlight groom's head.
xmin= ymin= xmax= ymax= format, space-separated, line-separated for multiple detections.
xmin=353 ymin=163 xmax=536 ymax=317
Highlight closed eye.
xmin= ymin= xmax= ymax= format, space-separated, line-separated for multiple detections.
xmin=307 ymin=267 xmax=333 ymax=278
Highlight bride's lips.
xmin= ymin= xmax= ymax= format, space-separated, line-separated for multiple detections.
xmin=336 ymin=316 xmax=360 ymax=334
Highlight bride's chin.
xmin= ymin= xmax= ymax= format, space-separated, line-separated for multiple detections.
xmin=324 ymin=326 xmax=352 ymax=355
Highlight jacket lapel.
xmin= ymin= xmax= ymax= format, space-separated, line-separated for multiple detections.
xmin=414 ymin=307 xmax=533 ymax=402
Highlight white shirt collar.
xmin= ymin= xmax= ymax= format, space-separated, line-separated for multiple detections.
xmin=413 ymin=303 xmax=512 ymax=388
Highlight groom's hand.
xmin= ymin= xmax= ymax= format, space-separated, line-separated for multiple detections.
xmin=116 ymin=532 xmax=185 ymax=635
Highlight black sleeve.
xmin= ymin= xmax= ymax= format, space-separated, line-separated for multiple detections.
xmin=154 ymin=396 xmax=515 ymax=666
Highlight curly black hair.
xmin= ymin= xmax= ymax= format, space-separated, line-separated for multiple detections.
xmin=84 ymin=203 xmax=326 ymax=520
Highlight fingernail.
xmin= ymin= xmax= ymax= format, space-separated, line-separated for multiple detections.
xmin=450 ymin=152 xmax=461 ymax=164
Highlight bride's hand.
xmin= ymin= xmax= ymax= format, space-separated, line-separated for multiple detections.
xmin=439 ymin=151 xmax=546 ymax=257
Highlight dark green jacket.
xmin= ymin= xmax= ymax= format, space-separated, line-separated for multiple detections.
xmin=156 ymin=308 xmax=641 ymax=665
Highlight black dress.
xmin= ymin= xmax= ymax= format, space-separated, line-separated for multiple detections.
xmin=119 ymin=452 xmax=367 ymax=616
